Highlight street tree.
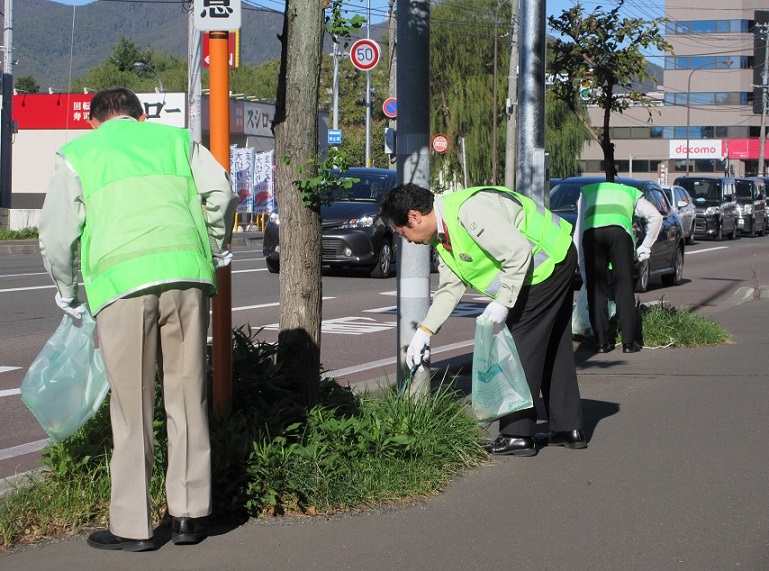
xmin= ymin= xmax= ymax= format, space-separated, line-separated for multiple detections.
xmin=547 ymin=0 xmax=670 ymax=182
xmin=14 ymin=76 xmax=40 ymax=94
xmin=272 ymin=0 xmax=363 ymax=407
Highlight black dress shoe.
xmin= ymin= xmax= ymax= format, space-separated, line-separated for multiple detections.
xmin=596 ymin=343 xmax=613 ymax=354
xmin=87 ymin=530 xmax=156 ymax=552
xmin=622 ymin=342 xmax=641 ymax=353
xmin=536 ymin=429 xmax=588 ymax=449
xmin=172 ymin=516 xmax=208 ymax=545
xmin=485 ymin=435 xmax=538 ymax=456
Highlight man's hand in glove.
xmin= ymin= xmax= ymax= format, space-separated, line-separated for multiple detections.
xmin=479 ymin=301 xmax=509 ymax=324
xmin=55 ymin=292 xmax=84 ymax=320
xmin=406 ymin=328 xmax=432 ymax=368
xmin=636 ymin=245 xmax=651 ymax=262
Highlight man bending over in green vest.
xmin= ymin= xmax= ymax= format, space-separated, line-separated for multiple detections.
xmin=381 ymin=183 xmax=586 ymax=457
xmin=39 ymin=87 xmax=237 ymax=551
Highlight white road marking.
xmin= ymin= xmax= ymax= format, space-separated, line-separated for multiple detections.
xmin=0 ymin=388 xmax=20 ymax=398
xmin=0 ymin=439 xmax=50 ymax=461
xmin=0 ymin=366 xmax=21 ymax=374
xmin=685 ymin=246 xmax=729 ymax=254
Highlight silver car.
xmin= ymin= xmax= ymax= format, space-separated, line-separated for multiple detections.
xmin=662 ymin=184 xmax=697 ymax=245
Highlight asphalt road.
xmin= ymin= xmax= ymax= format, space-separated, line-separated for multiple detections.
xmin=2 ymin=232 xmax=769 ymax=483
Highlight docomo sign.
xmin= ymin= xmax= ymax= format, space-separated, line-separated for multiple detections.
xmin=432 ymin=133 xmax=450 ymax=154
xmin=669 ymin=139 xmax=726 ymax=160
xmin=350 ymin=38 xmax=381 ymax=71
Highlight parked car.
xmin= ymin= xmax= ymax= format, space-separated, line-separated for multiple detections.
xmin=662 ymin=184 xmax=697 ymax=245
xmin=549 ymin=176 xmax=685 ymax=292
xmin=733 ymin=177 xmax=766 ymax=237
xmin=673 ymin=176 xmax=738 ymax=241
xmin=262 ymin=167 xmax=398 ymax=278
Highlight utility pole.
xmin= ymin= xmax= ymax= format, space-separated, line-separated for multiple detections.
xmin=395 ymin=0 xmax=431 ymax=397
xmin=365 ymin=0 xmax=372 ymax=166
xmin=757 ymin=23 xmax=769 ymax=177
xmin=0 ymin=0 xmax=13 ymax=210
xmin=504 ymin=1 xmax=518 ymax=190
xmin=187 ymin=6 xmax=202 ymax=143
xmin=515 ymin=0 xmax=546 ymax=206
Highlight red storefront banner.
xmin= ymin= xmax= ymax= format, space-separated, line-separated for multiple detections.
xmin=727 ymin=139 xmax=769 ymax=159
xmin=13 ymin=93 xmax=94 ymax=130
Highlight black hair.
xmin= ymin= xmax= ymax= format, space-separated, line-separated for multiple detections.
xmin=89 ymin=87 xmax=144 ymax=122
xmin=380 ymin=183 xmax=435 ymax=226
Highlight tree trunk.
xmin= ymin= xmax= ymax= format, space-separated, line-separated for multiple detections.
xmin=273 ymin=0 xmax=325 ymax=408
xmin=601 ymin=86 xmax=616 ymax=182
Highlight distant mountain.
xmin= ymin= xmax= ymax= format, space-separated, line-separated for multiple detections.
xmin=14 ymin=0 xmax=285 ymax=90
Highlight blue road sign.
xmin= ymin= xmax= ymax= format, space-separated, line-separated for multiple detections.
xmin=382 ymin=97 xmax=397 ymax=118
xmin=328 ymin=129 xmax=342 ymax=145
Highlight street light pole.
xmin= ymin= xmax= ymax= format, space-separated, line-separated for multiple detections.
xmin=686 ymin=59 xmax=732 ymax=175
xmin=492 ymin=0 xmax=509 ymax=185
xmin=133 ymin=62 xmax=165 ymax=93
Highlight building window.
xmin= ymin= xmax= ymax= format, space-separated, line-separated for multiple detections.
xmin=666 ymin=19 xmax=750 ymax=35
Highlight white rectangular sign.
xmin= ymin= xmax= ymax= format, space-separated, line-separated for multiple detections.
xmin=669 ymin=139 xmax=725 ymax=160
xmin=194 ymin=0 xmax=241 ymax=31
xmin=137 ymin=92 xmax=187 ymax=128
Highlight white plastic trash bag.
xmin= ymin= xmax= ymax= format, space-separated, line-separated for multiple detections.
xmin=572 ymin=283 xmax=616 ymax=337
xmin=471 ymin=317 xmax=533 ymax=423
xmin=20 ymin=310 xmax=109 ymax=443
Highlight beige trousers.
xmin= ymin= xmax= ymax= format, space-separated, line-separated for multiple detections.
xmin=96 ymin=285 xmax=212 ymax=540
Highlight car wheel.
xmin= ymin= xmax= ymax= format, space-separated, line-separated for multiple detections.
xmin=266 ymin=259 xmax=280 ymax=274
xmin=634 ymin=259 xmax=650 ymax=293
xmin=661 ymin=247 xmax=684 ymax=287
xmin=685 ymin=221 xmax=695 ymax=245
xmin=714 ymin=222 xmax=723 ymax=241
xmin=370 ymin=239 xmax=393 ymax=278
xmin=728 ymin=220 xmax=737 ymax=240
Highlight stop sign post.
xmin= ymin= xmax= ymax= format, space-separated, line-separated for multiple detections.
xmin=432 ymin=133 xmax=450 ymax=154
xmin=350 ymin=39 xmax=381 ymax=71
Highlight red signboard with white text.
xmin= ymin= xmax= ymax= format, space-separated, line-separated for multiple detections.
xmin=13 ymin=93 xmax=94 ymax=130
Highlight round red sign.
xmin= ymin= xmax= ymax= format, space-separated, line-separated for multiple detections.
xmin=432 ymin=133 xmax=450 ymax=154
xmin=350 ymin=39 xmax=381 ymax=71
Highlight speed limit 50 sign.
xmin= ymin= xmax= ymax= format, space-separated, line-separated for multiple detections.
xmin=350 ymin=38 xmax=381 ymax=71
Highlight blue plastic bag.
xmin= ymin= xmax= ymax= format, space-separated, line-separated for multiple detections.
xmin=20 ymin=310 xmax=109 ymax=443
xmin=471 ymin=317 xmax=533 ymax=423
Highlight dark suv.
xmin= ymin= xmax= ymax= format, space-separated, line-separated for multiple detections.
xmin=733 ymin=178 xmax=766 ymax=237
xmin=262 ymin=167 xmax=398 ymax=278
xmin=549 ymin=176 xmax=685 ymax=292
xmin=673 ymin=176 xmax=738 ymax=241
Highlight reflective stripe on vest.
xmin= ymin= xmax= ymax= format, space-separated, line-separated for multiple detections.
xmin=581 ymin=182 xmax=641 ymax=238
xmin=61 ymin=119 xmax=216 ymax=313
xmin=436 ymin=186 xmax=573 ymax=297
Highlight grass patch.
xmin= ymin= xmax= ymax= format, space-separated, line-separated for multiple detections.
xmin=634 ymin=300 xmax=732 ymax=348
xmin=0 ymin=227 xmax=38 ymax=240
xmin=0 ymin=327 xmax=487 ymax=551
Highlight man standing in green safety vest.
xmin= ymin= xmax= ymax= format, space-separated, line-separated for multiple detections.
xmin=381 ymin=183 xmax=587 ymax=457
xmin=39 ymin=87 xmax=237 ymax=551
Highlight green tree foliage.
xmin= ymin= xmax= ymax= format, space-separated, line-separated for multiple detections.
xmin=547 ymin=0 xmax=670 ymax=181
xmin=14 ymin=75 xmax=40 ymax=94
xmin=430 ymin=0 xmax=501 ymax=187
xmin=545 ymin=91 xmax=590 ymax=179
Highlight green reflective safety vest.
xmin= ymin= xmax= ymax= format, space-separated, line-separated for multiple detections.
xmin=435 ymin=186 xmax=573 ymax=298
xmin=61 ymin=119 xmax=216 ymax=314
xmin=581 ymin=182 xmax=641 ymax=239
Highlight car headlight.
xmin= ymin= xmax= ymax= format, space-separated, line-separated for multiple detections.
xmin=744 ymin=204 xmax=753 ymax=214
xmin=703 ymin=207 xmax=717 ymax=216
xmin=340 ymin=215 xmax=375 ymax=229
xmin=269 ymin=211 xmax=280 ymax=225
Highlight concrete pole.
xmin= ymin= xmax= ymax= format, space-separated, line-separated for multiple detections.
xmin=758 ymin=25 xmax=769 ymax=176
xmin=515 ymin=0 xmax=546 ymax=205
xmin=365 ymin=0 xmax=372 ymax=167
xmin=0 ymin=0 xmax=13 ymax=209
xmin=187 ymin=10 xmax=202 ymax=143
xmin=209 ymin=31 xmax=233 ymax=418
xmin=504 ymin=1 xmax=518 ymax=190
xmin=396 ymin=0 xmax=431 ymax=397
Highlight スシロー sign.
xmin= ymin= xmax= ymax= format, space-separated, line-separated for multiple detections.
xmin=350 ymin=39 xmax=381 ymax=71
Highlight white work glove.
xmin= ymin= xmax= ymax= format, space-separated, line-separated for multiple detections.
xmin=479 ymin=301 xmax=509 ymax=325
xmin=214 ymin=249 xmax=233 ymax=268
xmin=406 ymin=329 xmax=431 ymax=369
xmin=636 ymin=245 xmax=651 ymax=262
xmin=55 ymin=292 xmax=84 ymax=320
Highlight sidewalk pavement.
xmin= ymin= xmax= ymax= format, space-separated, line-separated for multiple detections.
xmin=3 ymin=288 xmax=768 ymax=569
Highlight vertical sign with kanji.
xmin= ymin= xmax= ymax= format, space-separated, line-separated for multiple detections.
xmin=194 ymin=0 xmax=242 ymax=31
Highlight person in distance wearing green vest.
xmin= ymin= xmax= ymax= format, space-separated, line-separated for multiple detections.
xmin=39 ymin=87 xmax=237 ymax=551
xmin=381 ymin=183 xmax=586 ymax=457
xmin=579 ymin=182 xmax=662 ymax=354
